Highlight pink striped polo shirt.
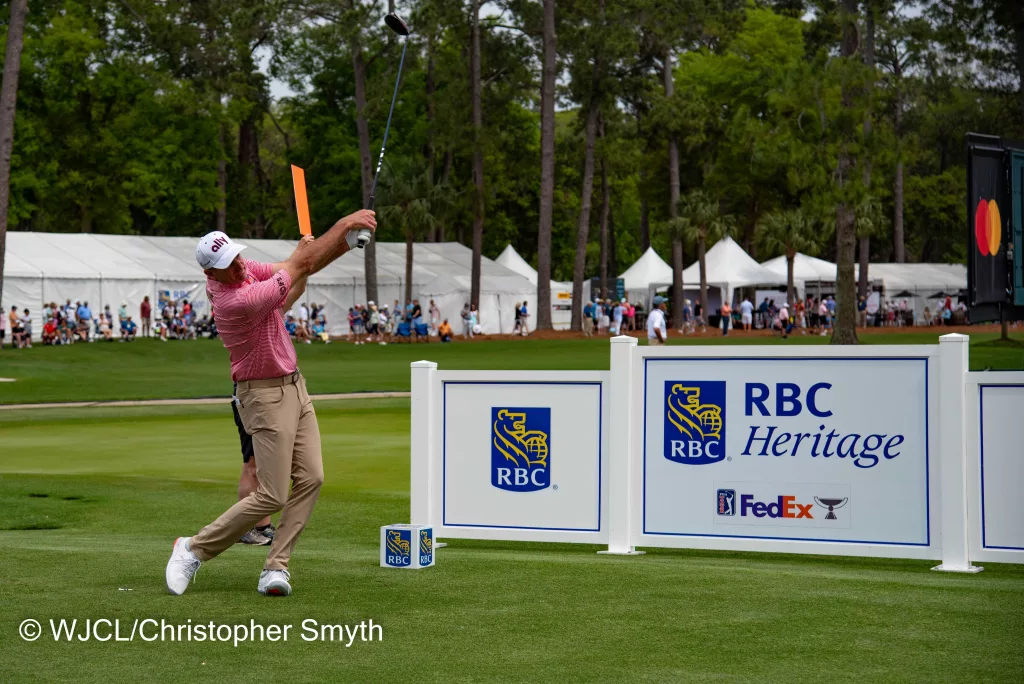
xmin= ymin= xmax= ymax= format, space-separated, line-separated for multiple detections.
xmin=207 ymin=259 xmax=296 ymax=382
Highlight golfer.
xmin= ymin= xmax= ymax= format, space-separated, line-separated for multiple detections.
xmin=166 ymin=209 xmax=376 ymax=597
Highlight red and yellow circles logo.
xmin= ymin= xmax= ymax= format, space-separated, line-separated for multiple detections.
xmin=974 ymin=198 xmax=1002 ymax=256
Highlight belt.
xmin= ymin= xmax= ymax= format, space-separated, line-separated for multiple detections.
xmin=236 ymin=371 xmax=301 ymax=390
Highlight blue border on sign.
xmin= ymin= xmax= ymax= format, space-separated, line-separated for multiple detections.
xmin=442 ymin=381 xmax=603 ymax=532
xmin=641 ymin=357 xmax=931 ymax=547
xmin=979 ymin=384 xmax=1024 ymax=550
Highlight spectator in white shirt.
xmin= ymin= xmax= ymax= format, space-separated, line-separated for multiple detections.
xmin=739 ymin=297 xmax=754 ymax=331
xmin=647 ymin=296 xmax=667 ymax=345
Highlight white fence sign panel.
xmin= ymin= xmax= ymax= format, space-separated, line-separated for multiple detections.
xmin=967 ymin=374 xmax=1024 ymax=564
xmin=409 ymin=334 xmax=1019 ymax=569
xmin=640 ymin=354 xmax=933 ymax=550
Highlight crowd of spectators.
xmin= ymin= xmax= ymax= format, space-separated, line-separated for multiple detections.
xmin=581 ymin=298 xmax=641 ymax=337
xmin=347 ymin=298 xmax=441 ymax=344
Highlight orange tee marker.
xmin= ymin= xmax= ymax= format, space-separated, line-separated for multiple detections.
xmin=291 ymin=164 xmax=312 ymax=236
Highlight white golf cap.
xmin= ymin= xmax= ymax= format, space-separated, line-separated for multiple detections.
xmin=195 ymin=231 xmax=246 ymax=270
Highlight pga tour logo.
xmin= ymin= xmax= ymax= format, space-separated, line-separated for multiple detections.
xmin=664 ymin=381 xmax=726 ymax=465
xmin=491 ymin=407 xmax=550 ymax=492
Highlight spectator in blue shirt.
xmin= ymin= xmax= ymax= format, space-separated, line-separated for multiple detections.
xmin=76 ymin=302 xmax=92 ymax=342
xmin=121 ymin=317 xmax=137 ymax=342
xmin=582 ymin=301 xmax=594 ymax=337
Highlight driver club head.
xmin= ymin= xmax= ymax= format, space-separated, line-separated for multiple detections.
xmin=384 ymin=12 xmax=411 ymax=36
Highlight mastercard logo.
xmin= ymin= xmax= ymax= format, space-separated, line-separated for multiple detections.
xmin=974 ymin=198 xmax=1002 ymax=256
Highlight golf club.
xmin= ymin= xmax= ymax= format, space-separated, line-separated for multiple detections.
xmin=356 ymin=12 xmax=412 ymax=248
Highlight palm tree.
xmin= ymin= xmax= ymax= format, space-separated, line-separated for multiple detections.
xmin=680 ymin=190 xmax=731 ymax=320
xmin=378 ymin=161 xmax=452 ymax=302
xmin=757 ymin=208 xmax=823 ymax=306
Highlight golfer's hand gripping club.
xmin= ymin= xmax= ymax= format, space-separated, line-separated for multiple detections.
xmin=356 ymin=13 xmax=411 ymax=248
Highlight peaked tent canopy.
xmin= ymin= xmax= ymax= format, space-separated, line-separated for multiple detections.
xmin=495 ymin=244 xmax=538 ymax=283
xmin=680 ymin=236 xmax=786 ymax=304
xmin=418 ymin=272 xmax=537 ymax=335
xmin=619 ymin=247 xmax=673 ymax=304
xmin=760 ymin=253 xmax=838 ymax=282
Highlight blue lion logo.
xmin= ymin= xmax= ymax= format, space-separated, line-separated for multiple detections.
xmin=664 ymin=381 xmax=726 ymax=465
xmin=491 ymin=407 xmax=551 ymax=492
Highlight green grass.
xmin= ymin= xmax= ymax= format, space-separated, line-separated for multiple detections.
xmin=3 ymin=330 xmax=1024 ymax=404
xmin=1 ymin=400 xmax=1021 ymax=683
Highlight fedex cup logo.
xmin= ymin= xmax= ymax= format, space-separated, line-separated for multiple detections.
xmin=385 ymin=529 xmax=411 ymax=567
xmin=664 ymin=381 xmax=726 ymax=465
xmin=491 ymin=407 xmax=550 ymax=492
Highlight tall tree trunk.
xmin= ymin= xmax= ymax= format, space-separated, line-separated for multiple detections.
xmin=536 ymin=0 xmax=557 ymax=329
xmin=609 ymin=196 xmax=617 ymax=288
xmin=786 ymin=251 xmax=796 ymax=305
xmin=469 ymin=0 xmax=485 ymax=309
xmin=0 ymin=0 xmax=28 ymax=308
xmin=858 ymin=236 xmax=869 ymax=297
xmin=598 ymin=122 xmax=610 ymax=300
xmin=698 ymin=236 xmax=708 ymax=320
xmin=639 ymin=178 xmax=650 ymax=251
xmin=570 ymin=106 xmax=600 ymax=332
xmin=216 ymin=120 xmax=227 ymax=233
xmin=425 ymin=32 xmax=436 ymax=211
xmin=858 ymin=2 xmax=875 ymax=299
xmin=238 ymin=112 xmax=266 ymax=238
xmin=664 ymin=51 xmax=680 ymax=222
xmin=353 ymin=47 xmax=378 ymax=304
xmin=671 ymin=238 xmax=683 ymax=328
xmin=438 ymin=149 xmax=451 ymax=242
xmin=892 ymin=51 xmax=905 ymax=262
xmin=665 ymin=49 xmax=682 ymax=328
xmin=405 ymin=229 xmax=414 ymax=303
xmin=833 ymin=0 xmax=860 ymax=345
xmin=893 ymin=159 xmax=905 ymax=261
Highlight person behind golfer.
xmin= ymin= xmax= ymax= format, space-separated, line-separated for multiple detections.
xmin=165 ymin=209 xmax=376 ymax=597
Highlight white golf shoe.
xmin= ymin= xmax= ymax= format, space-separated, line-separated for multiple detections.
xmin=165 ymin=537 xmax=201 ymax=595
xmin=257 ymin=569 xmax=292 ymax=596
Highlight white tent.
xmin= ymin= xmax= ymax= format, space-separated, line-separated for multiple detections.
xmin=418 ymin=272 xmax=537 ymax=335
xmin=676 ymin=237 xmax=786 ymax=308
xmin=619 ymin=247 xmax=673 ymax=305
xmin=761 ymin=253 xmax=838 ymax=283
xmin=2 ymin=234 xmax=538 ymax=338
xmin=495 ymin=244 xmax=573 ymax=328
xmin=496 ymin=244 xmax=537 ymax=282
xmin=855 ymin=263 xmax=967 ymax=314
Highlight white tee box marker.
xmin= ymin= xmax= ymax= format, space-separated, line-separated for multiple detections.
xmin=380 ymin=524 xmax=435 ymax=569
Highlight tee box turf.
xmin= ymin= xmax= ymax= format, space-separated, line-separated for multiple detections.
xmin=380 ymin=524 xmax=434 ymax=569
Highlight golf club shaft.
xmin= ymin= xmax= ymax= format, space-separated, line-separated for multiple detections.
xmin=357 ymin=36 xmax=410 ymax=247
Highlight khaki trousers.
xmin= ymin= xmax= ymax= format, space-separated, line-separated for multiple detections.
xmin=583 ymin=318 xmax=594 ymax=336
xmin=191 ymin=373 xmax=323 ymax=571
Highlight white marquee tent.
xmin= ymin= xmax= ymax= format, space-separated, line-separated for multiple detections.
xmin=419 ymin=272 xmax=538 ymax=335
xmin=761 ymin=253 xmax=838 ymax=283
xmin=619 ymin=247 xmax=673 ymax=305
xmin=2 ymin=233 xmax=537 ymax=338
xmin=674 ymin=237 xmax=785 ymax=309
xmin=495 ymin=244 xmax=573 ymax=328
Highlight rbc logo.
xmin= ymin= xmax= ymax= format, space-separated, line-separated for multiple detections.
xmin=385 ymin=529 xmax=411 ymax=567
xmin=419 ymin=529 xmax=433 ymax=566
xmin=491 ymin=407 xmax=550 ymax=492
xmin=664 ymin=381 xmax=726 ymax=465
